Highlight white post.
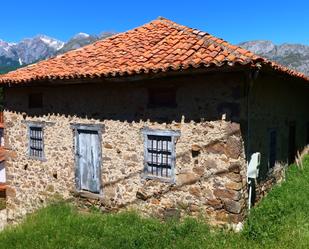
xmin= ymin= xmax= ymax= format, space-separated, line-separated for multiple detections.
xmin=248 ymin=179 xmax=252 ymax=211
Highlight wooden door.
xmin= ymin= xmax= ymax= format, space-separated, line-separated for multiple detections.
xmin=77 ymin=129 xmax=101 ymax=193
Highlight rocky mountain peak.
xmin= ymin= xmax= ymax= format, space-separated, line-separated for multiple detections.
xmin=72 ymin=33 xmax=91 ymax=39
xmin=12 ymin=35 xmax=64 ymax=65
xmin=239 ymin=40 xmax=309 ymax=76
xmin=239 ymin=40 xmax=276 ymax=55
xmin=0 ymin=32 xmax=116 ymax=73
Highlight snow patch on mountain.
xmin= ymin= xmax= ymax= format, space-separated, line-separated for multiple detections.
xmin=38 ymin=35 xmax=64 ymax=50
xmin=73 ymin=33 xmax=90 ymax=39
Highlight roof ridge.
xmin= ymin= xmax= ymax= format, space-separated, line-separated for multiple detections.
xmin=55 ymin=19 xmax=163 ymax=60
xmin=156 ymin=16 xmax=170 ymax=21
xmin=158 ymin=18 xmax=261 ymax=64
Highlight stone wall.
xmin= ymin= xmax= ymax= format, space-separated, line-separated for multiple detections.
xmin=236 ymin=72 xmax=309 ymax=207
xmin=0 ymin=209 xmax=7 ymax=231
xmin=255 ymin=162 xmax=286 ymax=203
xmin=4 ymin=72 xmax=249 ymax=226
xmin=246 ymin=72 xmax=309 ymax=182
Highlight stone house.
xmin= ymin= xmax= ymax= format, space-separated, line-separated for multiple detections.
xmin=0 ymin=18 xmax=308 ymax=227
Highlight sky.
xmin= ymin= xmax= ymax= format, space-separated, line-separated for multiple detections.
xmin=0 ymin=0 xmax=308 ymax=45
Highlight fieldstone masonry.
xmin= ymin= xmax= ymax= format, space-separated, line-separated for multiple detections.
xmin=2 ymin=73 xmax=251 ymax=227
xmin=255 ymin=162 xmax=286 ymax=203
xmin=5 ymin=104 xmax=247 ymax=225
xmin=5 ymin=71 xmax=306 ymax=228
xmin=0 ymin=209 xmax=6 ymax=230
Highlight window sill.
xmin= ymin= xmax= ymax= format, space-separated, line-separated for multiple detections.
xmin=28 ymin=156 xmax=47 ymax=162
xmin=142 ymin=174 xmax=175 ymax=184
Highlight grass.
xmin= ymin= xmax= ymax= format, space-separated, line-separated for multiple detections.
xmin=0 ymin=156 xmax=308 ymax=249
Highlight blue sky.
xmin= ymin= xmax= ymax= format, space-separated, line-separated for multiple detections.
xmin=0 ymin=0 xmax=308 ymax=45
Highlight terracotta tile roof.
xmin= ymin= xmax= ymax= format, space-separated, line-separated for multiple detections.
xmin=0 ymin=17 xmax=308 ymax=84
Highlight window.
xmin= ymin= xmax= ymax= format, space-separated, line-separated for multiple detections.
xmin=29 ymin=93 xmax=43 ymax=108
xmin=148 ymin=87 xmax=177 ymax=108
xmin=29 ymin=125 xmax=44 ymax=159
xmin=268 ymin=129 xmax=277 ymax=168
xmin=142 ymin=128 xmax=180 ymax=182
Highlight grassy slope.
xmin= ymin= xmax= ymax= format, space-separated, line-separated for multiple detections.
xmin=0 ymin=156 xmax=308 ymax=249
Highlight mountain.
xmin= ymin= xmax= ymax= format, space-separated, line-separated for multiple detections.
xmin=0 ymin=40 xmax=17 ymax=59
xmin=57 ymin=32 xmax=116 ymax=54
xmin=0 ymin=56 xmax=20 ymax=74
xmin=0 ymin=32 xmax=115 ymax=74
xmin=239 ymin=40 xmax=309 ymax=76
xmin=14 ymin=35 xmax=64 ymax=65
xmin=0 ymin=40 xmax=19 ymax=73
xmin=57 ymin=33 xmax=98 ymax=54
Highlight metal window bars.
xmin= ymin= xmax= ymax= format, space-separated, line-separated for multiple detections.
xmin=29 ymin=126 xmax=43 ymax=158
xmin=146 ymin=135 xmax=172 ymax=178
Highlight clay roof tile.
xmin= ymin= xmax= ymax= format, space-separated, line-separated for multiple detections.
xmin=0 ymin=18 xmax=307 ymax=84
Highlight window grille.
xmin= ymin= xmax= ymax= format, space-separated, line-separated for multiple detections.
xmin=147 ymin=135 xmax=172 ymax=178
xmin=142 ymin=129 xmax=180 ymax=182
xmin=29 ymin=126 xmax=44 ymax=159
